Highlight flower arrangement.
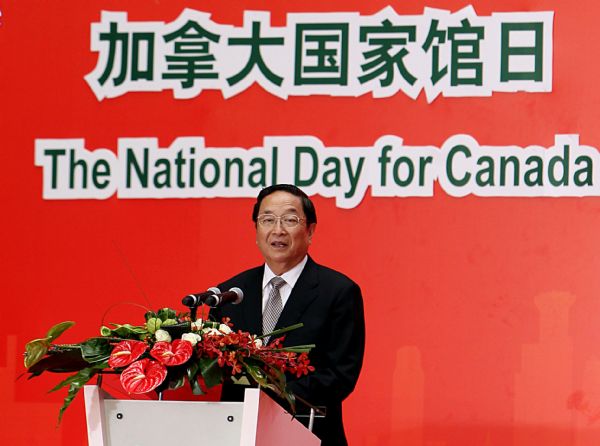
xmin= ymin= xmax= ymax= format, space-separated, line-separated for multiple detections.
xmin=23 ymin=307 xmax=314 ymax=422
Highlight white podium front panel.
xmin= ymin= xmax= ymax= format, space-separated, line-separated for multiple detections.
xmin=102 ymin=399 xmax=244 ymax=446
xmin=84 ymin=386 xmax=320 ymax=446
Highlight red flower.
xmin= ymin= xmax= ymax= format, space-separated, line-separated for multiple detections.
xmin=120 ymin=358 xmax=167 ymax=394
xmin=108 ymin=340 xmax=148 ymax=368
xmin=150 ymin=340 xmax=193 ymax=366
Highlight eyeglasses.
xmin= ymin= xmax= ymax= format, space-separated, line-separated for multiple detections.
xmin=257 ymin=214 xmax=305 ymax=228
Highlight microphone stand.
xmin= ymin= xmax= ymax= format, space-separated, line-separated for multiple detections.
xmin=189 ymin=305 xmax=199 ymax=322
xmin=293 ymin=394 xmax=326 ymax=432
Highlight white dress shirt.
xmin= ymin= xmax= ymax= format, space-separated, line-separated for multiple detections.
xmin=261 ymin=255 xmax=308 ymax=313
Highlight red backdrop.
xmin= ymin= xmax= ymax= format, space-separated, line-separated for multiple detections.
xmin=2 ymin=1 xmax=600 ymax=445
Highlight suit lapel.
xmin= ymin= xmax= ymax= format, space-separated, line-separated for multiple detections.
xmin=276 ymin=257 xmax=319 ymax=330
xmin=241 ymin=266 xmax=264 ymax=336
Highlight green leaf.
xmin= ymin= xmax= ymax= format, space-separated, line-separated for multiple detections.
xmin=144 ymin=310 xmax=157 ymax=322
xmin=199 ymin=357 xmax=222 ymax=388
xmin=231 ymin=375 xmax=251 ymax=386
xmin=266 ymin=364 xmax=286 ymax=388
xmin=203 ymin=320 xmax=220 ymax=329
xmin=24 ymin=338 xmax=51 ymax=369
xmin=49 ymin=371 xmax=86 ymax=393
xmin=169 ymin=375 xmax=186 ymax=391
xmin=186 ymin=361 xmax=199 ymax=380
xmin=243 ymin=361 xmax=297 ymax=412
xmin=187 ymin=362 xmax=205 ymax=395
xmin=110 ymin=324 xmax=148 ymax=338
xmin=26 ymin=347 xmax=88 ymax=375
xmin=157 ymin=308 xmax=176 ymax=321
xmin=190 ymin=379 xmax=205 ymax=395
xmin=80 ymin=338 xmax=112 ymax=364
xmin=160 ymin=322 xmax=191 ymax=339
xmin=282 ymin=388 xmax=296 ymax=413
xmin=46 ymin=321 xmax=75 ymax=341
xmin=54 ymin=367 xmax=99 ymax=424
xmin=270 ymin=345 xmax=315 ymax=353
xmin=259 ymin=323 xmax=304 ymax=340
xmin=242 ymin=362 xmax=270 ymax=387
xmin=146 ymin=318 xmax=161 ymax=334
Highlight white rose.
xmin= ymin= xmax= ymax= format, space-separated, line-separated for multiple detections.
xmin=219 ymin=324 xmax=232 ymax=334
xmin=253 ymin=338 xmax=263 ymax=348
xmin=181 ymin=332 xmax=201 ymax=346
xmin=155 ymin=329 xmax=172 ymax=342
xmin=202 ymin=327 xmax=222 ymax=336
xmin=191 ymin=319 xmax=204 ymax=331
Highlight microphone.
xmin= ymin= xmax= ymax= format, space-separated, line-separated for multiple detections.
xmin=204 ymin=287 xmax=244 ymax=307
xmin=182 ymin=287 xmax=221 ymax=307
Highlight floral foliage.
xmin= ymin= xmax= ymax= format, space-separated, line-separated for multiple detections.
xmin=23 ymin=307 xmax=314 ymax=422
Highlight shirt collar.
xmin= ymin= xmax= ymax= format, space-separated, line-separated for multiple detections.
xmin=263 ymin=255 xmax=308 ymax=290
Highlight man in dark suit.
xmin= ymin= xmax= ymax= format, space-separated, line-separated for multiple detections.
xmin=212 ymin=184 xmax=365 ymax=446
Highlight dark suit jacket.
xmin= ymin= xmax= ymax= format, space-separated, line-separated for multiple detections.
xmin=212 ymin=256 xmax=365 ymax=446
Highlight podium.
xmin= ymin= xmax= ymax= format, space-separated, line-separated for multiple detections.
xmin=84 ymin=385 xmax=321 ymax=446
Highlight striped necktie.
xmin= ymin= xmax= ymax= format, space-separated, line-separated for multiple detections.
xmin=263 ymin=276 xmax=286 ymax=343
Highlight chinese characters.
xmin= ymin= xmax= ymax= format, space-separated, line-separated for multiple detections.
xmin=85 ymin=6 xmax=553 ymax=102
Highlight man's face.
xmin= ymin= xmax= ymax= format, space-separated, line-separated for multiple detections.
xmin=255 ymin=191 xmax=315 ymax=275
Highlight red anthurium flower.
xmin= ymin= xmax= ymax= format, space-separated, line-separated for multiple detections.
xmin=150 ymin=340 xmax=193 ymax=366
xmin=120 ymin=358 xmax=167 ymax=394
xmin=108 ymin=340 xmax=148 ymax=368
